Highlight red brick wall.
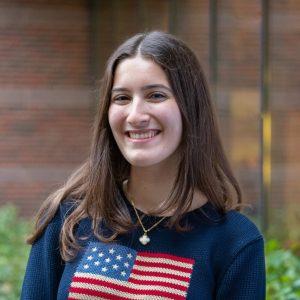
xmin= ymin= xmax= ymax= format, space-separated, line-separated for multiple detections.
xmin=1 ymin=0 xmax=299 ymax=237
xmin=216 ymin=1 xmax=262 ymax=212
xmin=94 ymin=0 xmax=171 ymax=78
xmin=0 ymin=0 xmax=92 ymax=216
xmin=173 ymin=1 xmax=210 ymax=75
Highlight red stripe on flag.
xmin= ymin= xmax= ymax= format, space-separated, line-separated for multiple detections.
xmin=131 ymin=268 xmax=191 ymax=282
xmin=68 ymin=286 xmax=186 ymax=300
xmin=71 ymin=275 xmax=186 ymax=295
xmin=138 ymin=251 xmax=195 ymax=264
xmin=134 ymin=260 xmax=193 ymax=273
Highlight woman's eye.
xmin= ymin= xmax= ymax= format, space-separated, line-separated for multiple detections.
xmin=113 ymin=95 xmax=130 ymax=102
xmin=149 ymin=92 xmax=166 ymax=100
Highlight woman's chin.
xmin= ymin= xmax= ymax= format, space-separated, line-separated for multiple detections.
xmin=124 ymin=155 xmax=163 ymax=168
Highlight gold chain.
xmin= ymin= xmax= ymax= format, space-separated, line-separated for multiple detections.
xmin=129 ymin=197 xmax=168 ymax=233
xmin=123 ymin=180 xmax=168 ymax=245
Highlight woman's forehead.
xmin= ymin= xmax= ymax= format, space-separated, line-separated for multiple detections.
xmin=112 ymin=56 xmax=170 ymax=89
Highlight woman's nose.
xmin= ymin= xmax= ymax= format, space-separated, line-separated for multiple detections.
xmin=126 ymin=98 xmax=150 ymax=127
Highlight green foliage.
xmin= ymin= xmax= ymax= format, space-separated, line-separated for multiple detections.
xmin=266 ymin=239 xmax=300 ymax=300
xmin=0 ymin=204 xmax=31 ymax=300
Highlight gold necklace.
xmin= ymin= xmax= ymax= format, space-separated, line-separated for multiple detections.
xmin=123 ymin=180 xmax=168 ymax=245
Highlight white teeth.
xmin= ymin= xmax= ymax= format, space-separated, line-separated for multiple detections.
xmin=128 ymin=130 xmax=159 ymax=139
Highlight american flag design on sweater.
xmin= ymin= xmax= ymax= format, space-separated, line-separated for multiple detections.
xmin=68 ymin=241 xmax=195 ymax=299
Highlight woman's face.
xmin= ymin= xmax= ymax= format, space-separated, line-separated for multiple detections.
xmin=108 ymin=56 xmax=182 ymax=168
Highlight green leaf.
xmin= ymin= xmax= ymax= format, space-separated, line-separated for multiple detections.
xmin=0 ymin=204 xmax=32 ymax=299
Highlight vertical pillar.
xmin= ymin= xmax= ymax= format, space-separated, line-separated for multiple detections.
xmin=260 ymin=0 xmax=271 ymax=233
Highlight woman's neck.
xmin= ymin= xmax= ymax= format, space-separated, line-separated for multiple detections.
xmin=126 ymin=164 xmax=177 ymax=214
xmin=124 ymin=164 xmax=208 ymax=216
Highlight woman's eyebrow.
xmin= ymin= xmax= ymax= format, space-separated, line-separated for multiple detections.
xmin=111 ymin=87 xmax=130 ymax=93
xmin=141 ymin=84 xmax=172 ymax=93
xmin=111 ymin=84 xmax=172 ymax=94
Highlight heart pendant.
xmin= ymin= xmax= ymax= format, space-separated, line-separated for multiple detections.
xmin=139 ymin=233 xmax=150 ymax=245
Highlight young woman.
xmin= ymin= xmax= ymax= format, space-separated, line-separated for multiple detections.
xmin=21 ymin=31 xmax=266 ymax=299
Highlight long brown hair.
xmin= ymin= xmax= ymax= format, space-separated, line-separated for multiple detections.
xmin=28 ymin=31 xmax=242 ymax=261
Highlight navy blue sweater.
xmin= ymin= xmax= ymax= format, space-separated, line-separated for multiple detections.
xmin=21 ymin=192 xmax=266 ymax=299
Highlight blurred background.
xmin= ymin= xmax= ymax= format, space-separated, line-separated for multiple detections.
xmin=0 ymin=0 xmax=299 ymax=298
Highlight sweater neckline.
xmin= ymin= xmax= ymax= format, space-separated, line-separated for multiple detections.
xmin=118 ymin=185 xmax=223 ymax=226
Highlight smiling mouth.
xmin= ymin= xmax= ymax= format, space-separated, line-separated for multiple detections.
xmin=126 ymin=130 xmax=161 ymax=140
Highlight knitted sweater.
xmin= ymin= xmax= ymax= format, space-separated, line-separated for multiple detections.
xmin=21 ymin=191 xmax=266 ymax=300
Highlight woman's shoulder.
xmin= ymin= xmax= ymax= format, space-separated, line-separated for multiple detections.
xmin=195 ymin=202 xmax=261 ymax=236
xmin=59 ymin=197 xmax=78 ymax=219
xmin=223 ymin=209 xmax=263 ymax=241
xmin=197 ymin=202 xmax=263 ymax=240
xmin=36 ymin=197 xmax=79 ymax=240
xmin=194 ymin=203 xmax=264 ymax=253
xmin=212 ymin=209 xmax=264 ymax=259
